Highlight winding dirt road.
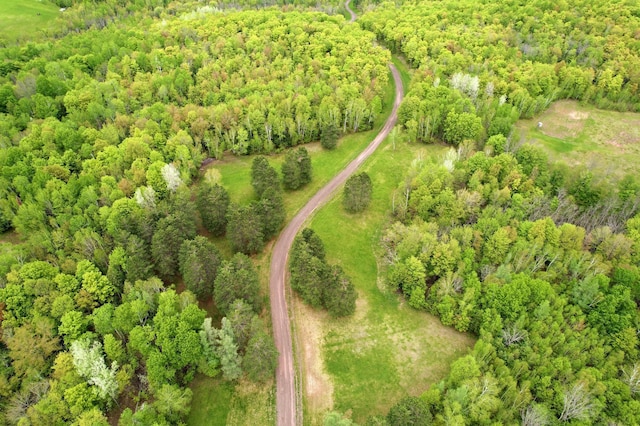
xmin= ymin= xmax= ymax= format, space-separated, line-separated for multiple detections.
xmin=269 ymin=37 xmax=405 ymax=426
xmin=345 ymin=0 xmax=357 ymax=22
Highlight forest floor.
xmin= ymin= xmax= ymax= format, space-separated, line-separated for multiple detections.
xmin=516 ymin=100 xmax=640 ymax=181
xmin=0 ymin=0 xmax=60 ymax=41
xmin=304 ymin=138 xmax=475 ymax=424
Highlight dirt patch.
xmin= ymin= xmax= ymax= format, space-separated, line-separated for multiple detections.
xmin=294 ymin=297 xmax=334 ymax=421
xmin=568 ymin=110 xmax=589 ymax=120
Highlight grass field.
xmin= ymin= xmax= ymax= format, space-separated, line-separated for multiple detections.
xmin=303 ymin=139 xmax=475 ymax=424
xmin=187 ymin=376 xmax=275 ymax=426
xmin=0 ymin=0 xmax=61 ymax=41
xmin=516 ymin=100 xmax=640 ymax=181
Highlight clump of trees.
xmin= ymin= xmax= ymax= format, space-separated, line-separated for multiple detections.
xmin=289 ymin=228 xmax=357 ymax=317
xmin=343 ymin=172 xmax=373 ymax=213
xmin=378 ymin=144 xmax=640 ymax=424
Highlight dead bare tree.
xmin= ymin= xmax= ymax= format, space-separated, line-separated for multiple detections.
xmin=522 ymin=405 xmax=548 ymax=426
xmin=559 ymin=382 xmax=594 ymax=422
xmin=622 ymin=364 xmax=640 ymax=395
xmin=502 ymin=324 xmax=527 ymax=346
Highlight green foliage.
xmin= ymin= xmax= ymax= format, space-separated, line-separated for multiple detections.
xmin=321 ymin=123 xmax=340 ymax=150
xmin=251 ymin=157 xmax=280 ymax=199
xmin=343 ymin=172 xmax=373 ymax=213
xmin=290 ymin=228 xmax=357 ymax=316
xmin=226 ymin=203 xmax=264 ymax=255
xmin=213 ymin=253 xmax=262 ymax=316
xmin=178 ymin=236 xmax=222 ymax=299
xmin=243 ymin=328 xmax=278 ymax=382
xmin=197 ymin=183 xmax=230 ymax=236
xmin=386 ymin=396 xmax=431 ymax=426
xmin=282 ymin=147 xmax=313 ymax=190
xmin=382 ymin=147 xmax=640 ymax=424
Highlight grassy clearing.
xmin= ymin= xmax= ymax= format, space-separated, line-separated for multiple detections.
xmin=0 ymin=0 xmax=61 ymax=41
xmin=304 ymin=139 xmax=476 ymax=424
xmin=516 ymin=99 xmax=640 ymax=180
xmin=187 ymin=376 xmax=275 ymax=426
xmin=189 ymin=68 xmax=396 ymax=426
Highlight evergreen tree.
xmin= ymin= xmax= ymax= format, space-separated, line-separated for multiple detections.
xmin=282 ymin=150 xmax=301 ymax=190
xmin=324 ymin=265 xmax=357 ymax=318
xmin=226 ymin=203 xmax=264 ymax=255
xmin=321 ymin=123 xmax=339 ymax=150
xmin=214 ymin=253 xmax=262 ymax=316
xmin=251 ymin=156 xmax=279 ymax=198
xmin=178 ymin=236 xmax=222 ymax=299
xmin=197 ymin=183 xmax=230 ymax=236
xmin=215 ymin=318 xmax=242 ymax=381
xmin=257 ymin=188 xmax=285 ymax=240
xmin=243 ymin=328 xmax=278 ymax=382
xmin=343 ymin=172 xmax=373 ymax=213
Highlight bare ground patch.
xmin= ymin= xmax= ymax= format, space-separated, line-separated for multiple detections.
xmin=294 ymin=296 xmax=334 ymax=423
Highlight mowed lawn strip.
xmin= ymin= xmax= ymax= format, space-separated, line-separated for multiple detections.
xmin=307 ymin=139 xmax=476 ymax=423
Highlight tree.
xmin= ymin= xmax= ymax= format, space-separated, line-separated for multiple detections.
xmin=282 ymin=149 xmax=301 ymax=190
xmin=324 ymin=265 xmax=357 ymax=317
xmin=387 ymin=396 xmax=432 ymax=426
xmin=559 ymin=382 xmax=595 ymax=422
xmin=243 ymin=328 xmax=278 ymax=382
xmin=178 ymin=236 xmax=222 ymax=299
xmin=215 ymin=318 xmax=242 ymax=381
xmin=320 ymin=122 xmax=339 ymax=150
xmin=443 ymin=111 xmax=483 ymax=146
xmin=152 ymin=214 xmax=197 ymax=278
xmin=226 ymin=203 xmax=264 ymax=255
xmin=257 ymin=187 xmax=285 ymax=240
xmin=343 ymin=172 xmax=373 ymax=213
xmin=152 ymin=384 xmax=193 ymax=423
xmin=251 ymin=156 xmax=279 ymax=198
xmin=197 ymin=183 xmax=230 ymax=236
xmin=282 ymin=147 xmax=312 ymax=190
xmin=70 ymin=339 xmax=119 ymax=401
xmin=214 ymin=253 xmax=262 ymax=316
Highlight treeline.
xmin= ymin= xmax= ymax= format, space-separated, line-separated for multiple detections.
xmin=376 ymin=144 xmax=640 ymax=424
xmin=359 ymin=0 xmax=640 ymax=146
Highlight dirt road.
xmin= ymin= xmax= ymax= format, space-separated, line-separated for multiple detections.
xmin=269 ymin=61 xmax=404 ymax=425
xmin=345 ymin=0 xmax=357 ymax=22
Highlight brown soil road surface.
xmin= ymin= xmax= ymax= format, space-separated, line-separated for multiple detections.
xmin=270 ymin=63 xmax=404 ymax=425
xmin=345 ymin=0 xmax=357 ymax=22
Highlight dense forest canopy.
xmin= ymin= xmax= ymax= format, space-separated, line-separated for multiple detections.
xmin=381 ymin=145 xmax=640 ymax=424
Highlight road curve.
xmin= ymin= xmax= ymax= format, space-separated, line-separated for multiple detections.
xmin=345 ymin=0 xmax=357 ymax=22
xmin=270 ymin=63 xmax=404 ymax=425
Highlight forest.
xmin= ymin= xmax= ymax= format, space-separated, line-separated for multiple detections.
xmin=1 ymin=0 xmax=640 ymax=424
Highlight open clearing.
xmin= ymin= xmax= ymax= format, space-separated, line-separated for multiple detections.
xmin=516 ymin=100 xmax=640 ymax=179
xmin=0 ymin=0 xmax=61 ymax=41
xmin=305 ymin=138 xmax=476 ymax=424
